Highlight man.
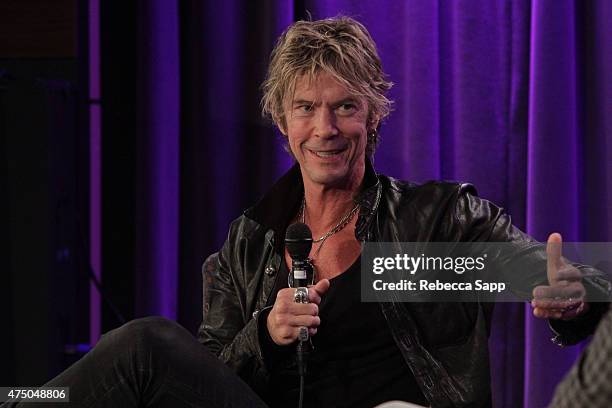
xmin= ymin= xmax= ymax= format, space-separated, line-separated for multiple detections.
xmin=5 ymin=16 xmax=609 ymax=408
xmin=199 ymin=18 xmax=600 ymax=406
xmin=549 ymin=307 xmax=612 ymax=407
xmin=197 ymin=16 xmax=610 ymax=407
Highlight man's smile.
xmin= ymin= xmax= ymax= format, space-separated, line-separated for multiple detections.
xmin=306 ymin=146 xmax=348 ymax=158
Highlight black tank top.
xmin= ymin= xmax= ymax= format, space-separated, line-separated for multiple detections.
xmin=266 ymin=258 xmax=428 ymax=408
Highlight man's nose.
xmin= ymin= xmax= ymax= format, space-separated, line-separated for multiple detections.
xmin=314 ymin=108 xmax=339 ymax=138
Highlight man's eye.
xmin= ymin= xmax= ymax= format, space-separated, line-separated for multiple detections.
xmin=338 ymin=103 xmax=357 ymax=113
xmin=299 ymin=105 xmax=313 ymax=112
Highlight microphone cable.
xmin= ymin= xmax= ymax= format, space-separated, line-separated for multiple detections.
xmin=296 ymin=326 xmax=310 ymax=408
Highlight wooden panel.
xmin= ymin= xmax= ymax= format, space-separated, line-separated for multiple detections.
xmin=0 ymin=0 xmax=76 ymax=58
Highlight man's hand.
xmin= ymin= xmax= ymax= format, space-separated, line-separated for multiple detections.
xmin=267 ymin=279 xmax=331 ymax=346
xmin=531 ymin=233 xmax=589 ymax=320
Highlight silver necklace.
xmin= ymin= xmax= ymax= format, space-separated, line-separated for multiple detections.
xmin=299 ymin=196 xmax=359 ymax=256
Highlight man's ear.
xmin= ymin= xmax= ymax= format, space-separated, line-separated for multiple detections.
xmin=275 ymin=115 xmax=288 ymax=136
xmin=369 ymin=113 xmax=381 ymax=132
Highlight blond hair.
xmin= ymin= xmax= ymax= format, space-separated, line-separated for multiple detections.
xmin=261 ymin=16 xmax=393 ymax=155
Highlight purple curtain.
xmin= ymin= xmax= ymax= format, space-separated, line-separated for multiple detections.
xmin=129 ymin=1 xmax=612 ymax=406
xmin=134 ymin=0 xmax=180 ymax=320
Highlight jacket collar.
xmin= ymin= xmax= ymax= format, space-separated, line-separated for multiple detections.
xmin=244 ymin=157 xmax=382 ymax=247
xmin=354 ymin=159 xmax=382 ymax=241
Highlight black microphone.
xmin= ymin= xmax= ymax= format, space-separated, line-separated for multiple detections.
xmin=285 ymin=222 xmax=314 ymax=401
xmin=285 ymin=222 xmax=314 ymax=289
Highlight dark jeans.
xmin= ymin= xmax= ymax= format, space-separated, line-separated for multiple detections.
xmin=3 ymin=317 xmax=269 ymax=408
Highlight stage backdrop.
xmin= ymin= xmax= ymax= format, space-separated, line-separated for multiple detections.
xmin=109 ymin=1 xmax=612 ymax=407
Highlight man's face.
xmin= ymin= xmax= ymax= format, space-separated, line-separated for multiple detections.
xmin=280 ymin=72 xmax=372 ymax=189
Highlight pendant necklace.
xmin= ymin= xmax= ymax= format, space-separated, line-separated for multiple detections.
xmin=299 ymin=196 xmax=360 ymax=258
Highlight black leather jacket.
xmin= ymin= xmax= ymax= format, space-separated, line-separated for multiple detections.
xmin=198 ymin=160 xmax=610 ymax=407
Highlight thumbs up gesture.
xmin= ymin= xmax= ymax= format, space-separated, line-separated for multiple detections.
xmin=531 ymin=233 xmax=589 ymax=320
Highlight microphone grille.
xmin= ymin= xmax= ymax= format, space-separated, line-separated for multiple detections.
xmin=285 ymin=222 xmax=313 ymax=260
